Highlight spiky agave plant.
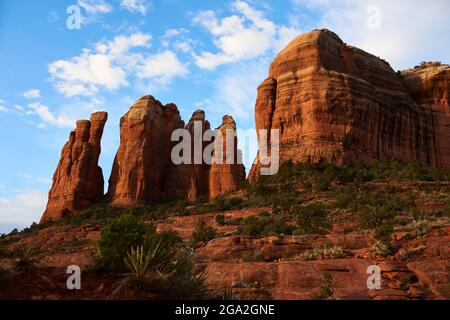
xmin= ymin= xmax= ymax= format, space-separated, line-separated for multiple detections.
xmin=124 ymin=245 xmax=152 ymax=292
xmin=222 ymin=283 xmax=235 ymax=300
xmin=112 ymin=240 xmax=172 ymax=295
xmin=14 ymin=245 xmax=38 ymax=275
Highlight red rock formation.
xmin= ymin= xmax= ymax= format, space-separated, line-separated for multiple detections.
xmin=40 ymin=112 xmax=108 ymax=222
xmin=209 ymin=115 xmax=246 ymax=198
xmin=249 ymin=29 xmax=450 ymax=181
xmin=163 ymin=110 xmax=211 ymax=201
xmin=107 ymin=96 xmax=184 ymax=205
xmin=401 ymin=62 xmax=450 ymax=168
xmin=107 ymin=96 xmax=245 ymax=205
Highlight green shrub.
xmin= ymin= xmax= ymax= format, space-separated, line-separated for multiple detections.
xmin=14 ymin=245 xmax=38 ymax=275
xmin=294 ymin=203 xmax=330 ymax=234
xmin=374 ymin=224 xmax=394 ymax=243
xmin=314 ymin=272 xmax=335 ymax=300
xmin=98 ymin=212 xmax=147 ymax=271
xmin=0 ymin=264 xmax=9 ymax=281
xmin=114 ymin=239 xmax=211 ymax=299
xmin=334 ymin=188 xmax=359 ymax=209
xmin=237 ymin=212 xmax=294 ymax=237
xmin=301 ymin=244 xmax=346 ymax=260
xmin=357 ymin=192 xmax=406 ymax=229
xmin=370 ymin=241 xmax=395 ymax=256
xmin=120 ymin=243 xmax=171 ymax=292
xmin=215 ymin=214 xmax=226 ymax=226
xmin=192 ymin=220 xmax=216 ymax=245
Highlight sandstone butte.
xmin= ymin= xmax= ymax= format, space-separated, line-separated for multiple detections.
xmin=40 ymin=112 xmax=108 ymax=223
xmin=249 ymin=29 xmax=450 ymax=181
xmin=41 ymin=28 xmax=450 ymax=222
xmin=41 ymin=96 xmax=246 ymax=222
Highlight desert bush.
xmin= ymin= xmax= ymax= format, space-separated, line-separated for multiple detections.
xmin=97 ymin=212 xmax=147 ymax=271
xmin=333 ymin=188 xmax=359 ymax=209
xmin=314 ymin=272 xmax=335 ymax=300
xmin=0 ymin=264 xmax=9 ymax=281
xmin=118 ymin=243 xmax=170 ymax=293
xmin=374 ymin=224 xmax=394 ymax=243
xmin=114 ymin=239 xmax=211 ymax=299
xmin=370 ymin=241 xmax=395 ymax=256
xmin=215 ymin=214 xmax=226 ymax=226
xmin=261 ymin=158 xmax=450 ymax=188
xmin=294 ymin=203 xmax=330 ymax=234
xmin=14 ymin=245 xmax=38 ymax=275
xmin=301 ymin=244 xmax=346 ymax=260
xmin=237 ymin=212 xmax=294 ymax=237
xmin=357 ymin=193 xmax=405 ymax=229
xmin=191 ymin=220 xmax=216 ymax=245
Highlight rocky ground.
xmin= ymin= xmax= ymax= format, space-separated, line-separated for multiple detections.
xmin=1 ymin=176 xmax=449 ymax=300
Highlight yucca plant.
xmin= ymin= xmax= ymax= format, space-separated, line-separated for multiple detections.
xmin=123 ymin=245 xmax=153 ymax=292
xmin=14 ymin=245 xmax=38 ymax=275
xmin=222 ymin=283 xmax=235 ymax=300
xmin=112 ymin=240 xmax=173 ymax=295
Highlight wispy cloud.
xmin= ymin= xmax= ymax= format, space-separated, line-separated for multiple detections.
xmin=192 ymin=0 xmax=300 ymax=70
xmin=77 ymin=0 xmax=113 ymax=15
xmin=23 ymin=89 xmax=41 ymax=99
xmin=120 ymin=0 xmax=149 ymax=15
xmin=48 ymin=32 xmax=188 ymax=97
xmin=49 ymin=33 xmax=150 ymax=96
xmin=27 ymin=102 xmax=75 ymax=128
xmin=136 ymin=51 xmax=188 ymax=86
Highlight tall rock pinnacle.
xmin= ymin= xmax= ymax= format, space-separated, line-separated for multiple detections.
xmin=107 ymin=96 xmax=184 ymax=205
xmin=40 ymin=111 xmax=108 ymax=222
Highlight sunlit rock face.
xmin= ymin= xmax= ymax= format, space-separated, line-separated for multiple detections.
xmin=41 ymin=112 xmax=108 ymax=222
xmin=249 ymin=29 xmax=450 ymax=181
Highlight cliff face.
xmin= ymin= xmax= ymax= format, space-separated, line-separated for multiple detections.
xmin=41 ymin=95 xmax=246 ymax=221
xmin=249 ymin=29 xmax=450 ymax=181
xmin=40 ymin=112 xmax=108 ymax=223
xmin=209 ymin=115 xmax=246 ymax=198
xmin=89 ymin=96 xmax=245 ymax=208
xmin=401 ymin=62 xmax=450 ymax=168
xmin=163 ymin=110 xmax=212 ymax=201
xmin=107 ymin=96 xmax=184 ymax=206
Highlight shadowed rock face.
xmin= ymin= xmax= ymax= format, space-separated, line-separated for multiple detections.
xmin=40 ymin=112 xmax=108 ymax=223
xmin=209 ymin=115 xmax=246 ymax=198
xmin=107 ymin=96 xmax=184 ymax=206
xmin=249 ymin=29 xmax=450 ymax=181
xmin=401 ymin=62 xmax=450 ymax=168
xmin=163 ymin=109 xmax=212 ymax=201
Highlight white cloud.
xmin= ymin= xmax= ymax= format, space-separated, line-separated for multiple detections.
xmin=192 ymin=1 xmax=300 ymax=69
xmin=0 ymin=99 xmax=7 ymax=113
xmin=23 ymin=89 xmax=41 ymax=99
xmin=120 ymin=0 xmax=148 ymax=15
xmin=0 ymin=190 xmax=47 ymax=234
xmin=137 ymin=51 xmax=188 ymax=85
xmin=77 ymin=0 xmax=113 ymax=14
xmin=49 ymin=32 xmax=187 ymax=96
xmin=49 ymin=33 xmax=151 ymax=97
xmin=291 ymin=0 xmax=450 ymax=70
xmin=27 ymin=102 xmax=75 ymax=128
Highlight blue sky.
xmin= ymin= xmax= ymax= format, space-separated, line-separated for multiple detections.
xmin=1 ymin=0 xmax=449 ymax=233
